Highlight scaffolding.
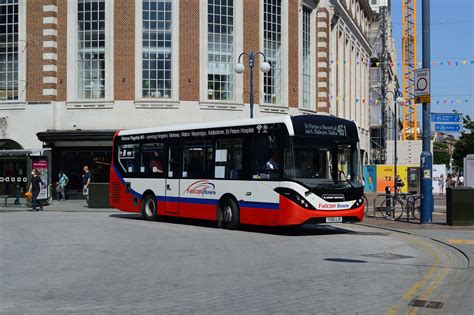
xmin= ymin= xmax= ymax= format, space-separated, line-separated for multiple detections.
xmin=402 ymin=0 xmax=418 ymax=140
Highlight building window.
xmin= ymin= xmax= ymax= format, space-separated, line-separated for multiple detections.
xmin=0 ymin=0 xmax=18 ymax=101
xmin=142 ymin=0 xmax=172 ymax=99
xmin=77 ymin=0 xmax=106 ymax=99
xmin=302 ymin=7 xmax=311 ymax=109
xmin=263 ymin=0 xmax=281 ymax=105
xmin=207 ymin=0 xmax=234 ymax=101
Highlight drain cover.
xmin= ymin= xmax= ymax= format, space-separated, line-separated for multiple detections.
xmin=362 ymin=253 xmax=414 ymax=260
xmin=408 ymin=299 xmax=444 ymax=309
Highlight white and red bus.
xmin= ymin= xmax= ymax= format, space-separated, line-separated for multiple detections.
xmin=110 ymin=114 xmax=365 ymax=229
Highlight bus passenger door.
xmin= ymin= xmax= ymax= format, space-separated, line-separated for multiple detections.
xmin=165 ymin=144 xmax=180 ymax=214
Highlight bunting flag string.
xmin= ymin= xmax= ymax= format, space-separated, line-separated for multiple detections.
xmin=329 ymin=59 xmax=474 ymax=67
xmin=329 ymin=95 xmax=472 ymax=105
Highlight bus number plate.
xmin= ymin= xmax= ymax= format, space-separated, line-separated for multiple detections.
xmin=326 ymin=217 xmax=342 ymax=223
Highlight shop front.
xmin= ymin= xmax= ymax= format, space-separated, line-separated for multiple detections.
xmin=37 ymin=130 xmax=116 ymax=199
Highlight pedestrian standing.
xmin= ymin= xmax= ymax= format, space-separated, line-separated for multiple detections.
xmin=438 ymin=174 xmax=445 ymax=195
xmin=459 ymin=174 xmax=464 ymax=187
xmin=395 ymin=175 xmax=405 ymax=193
xmin=57 ymin=170 xmax=69 ymax=201
xmin=28 ymin=169 xmax=43 ymax=211
xmin=82 ymin=165 xmax=93 ymax=203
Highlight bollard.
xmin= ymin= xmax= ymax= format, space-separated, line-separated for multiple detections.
xmin=385 ymin=186 xmax=392 ymax=219
xmin=14 ymin=181 xmax=20 ymax=205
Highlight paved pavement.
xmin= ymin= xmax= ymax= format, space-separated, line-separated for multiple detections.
xmin=1 ymin=201 xmax=473 ymax=314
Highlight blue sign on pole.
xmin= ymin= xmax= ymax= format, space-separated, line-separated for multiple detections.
xmin=434 ymin=124 xmax=462 ymax=132
xmin=431 ymin=113 xmax=462 ymax=123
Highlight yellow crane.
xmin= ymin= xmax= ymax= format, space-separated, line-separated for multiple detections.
xmin=402 ymin=0 xmax=418 ymax=140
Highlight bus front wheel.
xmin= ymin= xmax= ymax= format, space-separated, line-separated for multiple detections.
xmin=220 ymin=198 xmax=240 ymax=230
xmin=142 ymin=194 xmax=158 ymax=221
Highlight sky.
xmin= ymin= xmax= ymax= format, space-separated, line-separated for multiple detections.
xmin=391 ymin=0 xmax=474 ymax=121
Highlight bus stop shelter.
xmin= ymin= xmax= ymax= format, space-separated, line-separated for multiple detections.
xmin=0 ymin=148 xmax=52 ymax=206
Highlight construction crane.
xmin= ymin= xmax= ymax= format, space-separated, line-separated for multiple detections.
xmin=402 ymin=0 xmax=418 ymax=140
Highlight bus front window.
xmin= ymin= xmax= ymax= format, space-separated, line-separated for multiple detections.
xmin=284 ymin=137 xmax=362 ymax=188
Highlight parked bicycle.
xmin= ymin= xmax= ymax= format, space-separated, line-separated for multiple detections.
xmin=377 ymin=191 xmax=421 ymax=221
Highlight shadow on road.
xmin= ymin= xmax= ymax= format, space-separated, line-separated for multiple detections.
xmin=109 ymin=213 xmax=390 ymax=237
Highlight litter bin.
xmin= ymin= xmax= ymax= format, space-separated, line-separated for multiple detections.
xmin=87 ymin=183 xmax=111 ymax=208
xmin=446 ymin=187 xmax=474 ymax=226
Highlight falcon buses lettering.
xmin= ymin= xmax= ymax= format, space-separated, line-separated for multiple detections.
xmin=184 ymin=180 xmax=217 ymax=196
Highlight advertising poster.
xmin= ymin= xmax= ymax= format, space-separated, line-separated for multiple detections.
xmin=376 ymin=165 xmax=409 ymax=193
xmin=376 ymin=165 xmax=394 ymax=193
xmin=363 ymin=165 xmax=376 ymax=192
xmin=432 ymin=164 xmax=447 ymax=194
xmin=32 ymin=160 xmax=48 ymax=200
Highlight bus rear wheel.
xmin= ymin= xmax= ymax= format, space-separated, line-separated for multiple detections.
xmin=220 ymin=198 xmax=240 ymax=230
xmin=142 ymin=194 xmax=158 ymax=221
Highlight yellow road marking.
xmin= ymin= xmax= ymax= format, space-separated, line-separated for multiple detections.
xmin=420 ymin=252 xmax=452 ymax=300
xmin=402 ymin=238 xmax=440 ymax=300
xmin=386 ymin=234 xmax=455 ymax=315
xmin=446 ymin=239 xmax=474 ymax=245
xmin=385 ymin=305 xmax=401 ymax=315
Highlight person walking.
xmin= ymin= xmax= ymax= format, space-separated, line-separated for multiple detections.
xmin=82 ymin=165 xmax=93 ymax=203
xmin=57 ymin=170 xmax=69 ymax=201
xmin=28 ymin=169 xmax=43 ymax=211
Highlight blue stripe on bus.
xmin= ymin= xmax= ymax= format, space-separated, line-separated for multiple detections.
xmin=239 ymin=201 xmax=280 ymax=210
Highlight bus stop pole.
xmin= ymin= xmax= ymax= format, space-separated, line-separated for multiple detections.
xmin=420 ymin=0 xmax=433 ymax=224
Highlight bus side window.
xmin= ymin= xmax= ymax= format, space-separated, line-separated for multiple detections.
xmin=118 ymin=144 xmax=140 ymax=174
xmin=251 ymin=135 xmax=279 ymax=180
xmin=182 ymin=141 xmax=214 ymax=179
xmin=140 ymin=143 xmax=165 ymax=176
xmin=215 ymin=139 xmax=243 ymax=179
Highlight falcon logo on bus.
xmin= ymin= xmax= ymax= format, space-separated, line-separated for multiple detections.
xmin=184 ymin=180 xmax=217 ymax=196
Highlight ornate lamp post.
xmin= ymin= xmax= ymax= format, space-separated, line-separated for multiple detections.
xmin=234 ymin=51 xmax=271 ymax=118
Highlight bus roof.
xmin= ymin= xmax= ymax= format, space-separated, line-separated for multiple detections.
xmin=119 ymin=115 xmax=295 ymax=136
xmin=118 ymin=114 xmax=358 ymax=140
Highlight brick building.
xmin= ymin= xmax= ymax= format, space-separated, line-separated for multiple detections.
xmin=1 ymin=0 xmax=373 ymax=191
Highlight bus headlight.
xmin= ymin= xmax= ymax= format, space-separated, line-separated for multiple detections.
xmin=352 ymin=198 xmax=364 ymax=208
xmin=275 ymin=188 xmax=315 ymax=210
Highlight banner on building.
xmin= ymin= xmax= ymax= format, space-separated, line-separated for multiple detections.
xmin=432 ymin=164 xmax=447 ymax=194
xmin=375 ymin=165 xmax=409 ymax=193
xmin=363 ymin=165 xmax=376 ymax=192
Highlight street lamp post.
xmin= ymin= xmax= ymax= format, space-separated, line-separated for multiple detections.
xmin=235 ymin=51 xmax=271 ymax=118
xmin=383 ymin=91 xmax=405 ymax=195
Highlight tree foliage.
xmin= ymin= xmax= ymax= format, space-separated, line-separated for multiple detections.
xmin=433 ymin=142 xmax=450 ymax=167
xmin=452 ymin=115 xmax=474 ymax=168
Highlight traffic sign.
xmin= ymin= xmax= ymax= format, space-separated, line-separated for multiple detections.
xmin=433 ymin=124 xmax=463 ymax=132
xmin=431 ymin=113 xmax=463 ymax=123
xmin=415 ymin=95 xmax=430 ymax=104
xmin=414 ymin=68 xmax=430 ymax=97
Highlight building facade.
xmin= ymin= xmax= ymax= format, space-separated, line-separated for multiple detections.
xmin=1 ymin=0 xmax=372 ymax=191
